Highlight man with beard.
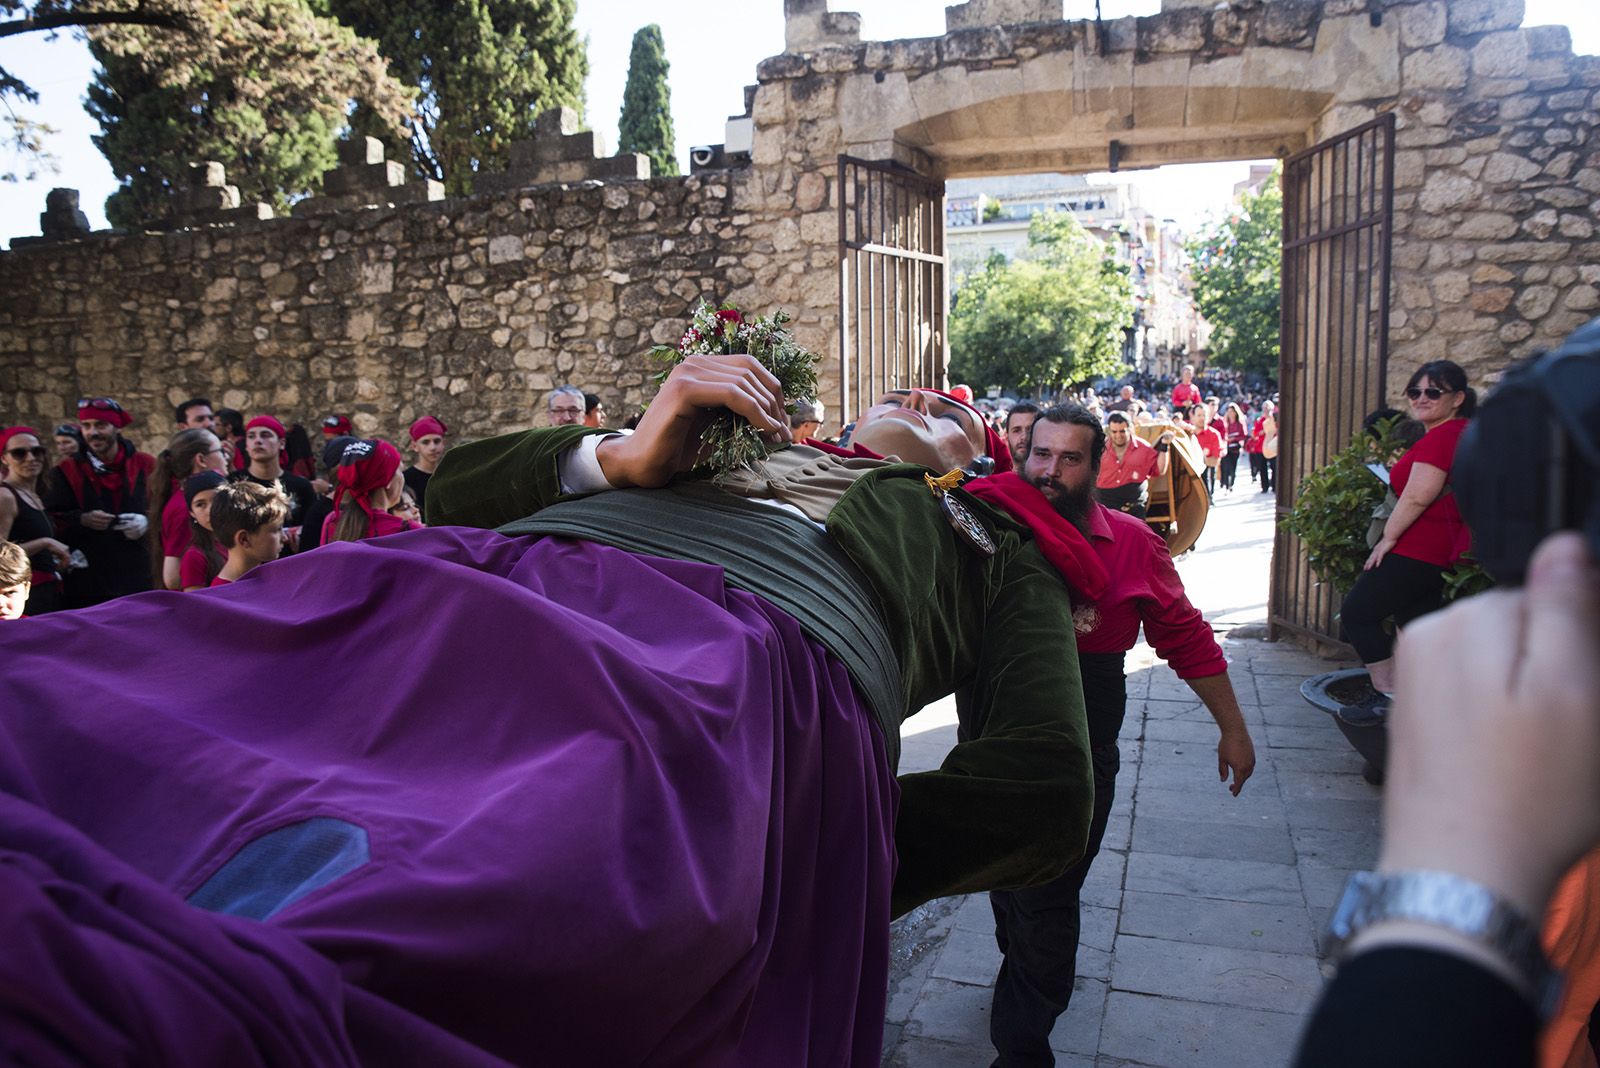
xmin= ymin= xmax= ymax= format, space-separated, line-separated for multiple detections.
xmin=973 ymin=402 xmax=1257 ymax=1068
xmin=1003 ymin=403 xmax=1039 ymax=468
xmin=43 ymin=397 xmax=156 ymax=607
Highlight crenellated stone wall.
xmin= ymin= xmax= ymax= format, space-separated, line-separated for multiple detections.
xmin=0 ymin=173 xmax=761 ymax=441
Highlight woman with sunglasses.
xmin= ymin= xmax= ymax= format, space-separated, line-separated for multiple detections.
xmin=1337 ymin=360 xmax=1477 ymax=726
xmin=0 ymin=426 xmax=71 ymax=614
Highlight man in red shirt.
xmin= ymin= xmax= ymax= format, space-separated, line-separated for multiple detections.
xmin=1095 ymin=411 xmax=1169 ymax=519
xmin=1171 ymin=364 xmax=1202 ymax=410
xmin=984 ymin=403 xmax=1257 ymax=1067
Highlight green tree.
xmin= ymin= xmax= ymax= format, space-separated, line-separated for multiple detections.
xmin=1186 ymin=171 xmax=1283 ymax=378
xmin=617 ymin=24 xmax=676 ymax=177
xmin=324 ymin=0 xmax=588 ymax=195
xmin=949 ymin=210 xmax=1133 ymax=395
xmin=79 ymin=0 xmax=412 ymax=226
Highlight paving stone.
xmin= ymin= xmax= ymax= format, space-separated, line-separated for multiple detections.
xmin=1268 ymin=745 xmax=1367 ymax=774
xmin=1292 ymin=826 xmax=1380 ymax=869
xmin=1051 ymin=977 xmax=1108 ymax=1055
xmin=1081 ymin=904 xmax=1117 ymax=953
xmin=951 ymin=891 xmax=997 ymax=933
xmin=1125 ymin=852 xmax=1303 ymax=906
xmin=1130 ymin=814 xmax=1296 ymax=865
xmin=1081 ymin=849 xmax=1127 ymax=909
xmin=884 ymin=1034 xmax=1002 ymax=1067
xmin=1262 ymin=700 xmax=1330 ymax=728
xmin=1111 ymin=934 xmax=1325 ymax=1014
xmin=1277 ymin=768 xmax=1382 ymax=802
xmin=1282 ymin=795 xmax=1382 ymax=832
xmin=1263 ymin=723 xmax=1352 ymax=751
xmin=1118 ymin=889 xmax=1318 ymax=955
xmin=932 ymin=921 xmax=1003 ymax=986
xmin=1141 ymin=697 xmax=1266 ymax=725
xmin=1131 ymin=784 xmax=1286 ymax=823
xmin=1140 ymin=716 xmax=1229 ymax=745
xmin=1299 ymin=862 xmax=1359 ymax=910
xmin=1101 ymin=809 xmax=1132 ymax=851
xmin=905 ymin=976 xmax=993 ymax=1046
xmin=1099 ymin=991 xmax=1308 ymax=1068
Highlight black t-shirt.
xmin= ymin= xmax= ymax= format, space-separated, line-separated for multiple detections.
xmin=229 ymin=470 xmax=317 ymax=554
xmin=403 ymin=466 xmax=432 ymax=515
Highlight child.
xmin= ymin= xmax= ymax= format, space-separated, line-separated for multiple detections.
xmin=0 ymin=540 xmax=30 ymax=619
xmin=391 ymin=488 xmax=424 ymax=528
xmin=178 ymin=471 xmax=229 ymax=591
xmin=208 ymin=480 xmax=289 ymax=587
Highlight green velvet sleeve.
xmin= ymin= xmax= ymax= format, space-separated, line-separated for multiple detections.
xmin=424 ymin=426 xmax=612 ymax=529
xmin=888 ymin=539 xmax=1094 ymax=917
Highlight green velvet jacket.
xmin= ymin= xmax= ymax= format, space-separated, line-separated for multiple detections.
xmin=427 ymin=426 xmax=1093 ymax=917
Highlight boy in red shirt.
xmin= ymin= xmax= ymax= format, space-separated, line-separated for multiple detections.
xmin=208 ymin=481 xmax=288 ymax=587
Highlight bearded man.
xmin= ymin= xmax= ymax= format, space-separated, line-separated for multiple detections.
xmin=965 ymin=402 xmax=1257 ymax=1068
xmin=0 ymin=355 xmax=1096 ymax=1067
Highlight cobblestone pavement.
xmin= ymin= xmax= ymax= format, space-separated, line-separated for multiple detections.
xmin=884 ymin=484 xmax=1370 ymax=1067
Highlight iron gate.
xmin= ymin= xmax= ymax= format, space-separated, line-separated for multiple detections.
xmin=837 ymin=156 xmax=948 ymax=422
xmin=1270 ymin=113 xmax=1396 ymax=645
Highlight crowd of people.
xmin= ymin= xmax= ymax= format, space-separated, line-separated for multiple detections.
xmin=0 ymin=384 xmax=613 ymax=617
xmin=2 ymin=343 xmax=1594 ymax=1068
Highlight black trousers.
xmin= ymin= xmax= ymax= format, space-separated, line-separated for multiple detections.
xmin=1096 ymin=482 xmax=1146 ymax=521
xmin=1339 ymin=551 xmax=1447 ymax=665
xmin=989 ymin=653 xmax=1127 ymax=1067
xmin=1247 ymin=452 xmax=1263 ymax=484
xmin=1220 ymin=446 xmax=1241 ymax=489
xmin=1260 ymin=456 xmax=1276 ymax=493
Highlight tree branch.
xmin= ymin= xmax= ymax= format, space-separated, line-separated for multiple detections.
xmin=0 ymin=8 xmax=189 ymax=40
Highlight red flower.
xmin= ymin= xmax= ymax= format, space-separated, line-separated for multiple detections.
xmin=713 ymin=309 xmax=744 ymax=337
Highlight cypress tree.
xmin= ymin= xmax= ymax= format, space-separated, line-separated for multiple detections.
xmin=618 ymin=24 xmax=678 ymax=178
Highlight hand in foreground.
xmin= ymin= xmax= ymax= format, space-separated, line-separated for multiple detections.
xmin=597 ymin=353 xmax=791 ymax=489
xmin=42 ymin=538 xmax=71 ymax=569
xmin=80 ymin=510 xmax=116 ymax=531
xmin=1217 ymin=729 xmax=1256 ymax=797
xmin=1380 ymin=532 xmax=1600 ymax=918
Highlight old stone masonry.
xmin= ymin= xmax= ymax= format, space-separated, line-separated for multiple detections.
xmin=1 ymin=0 xmax=1596 ymax=442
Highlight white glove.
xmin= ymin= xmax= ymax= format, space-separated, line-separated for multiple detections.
xmin=117 ymin=513 xmax=149 ymax=540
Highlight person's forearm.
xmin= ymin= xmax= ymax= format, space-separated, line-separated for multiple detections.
xmin=1382 ymin=496 xmax=1430 ymax=543
xmin=1184 ymin=670 xmax=1248 ymax=736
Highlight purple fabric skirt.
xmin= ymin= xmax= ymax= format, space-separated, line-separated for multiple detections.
xmin=0 ymin=527 xmax=897 ymax=1066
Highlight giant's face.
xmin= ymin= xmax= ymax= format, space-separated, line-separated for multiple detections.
xmin=850 ymin=389 xmax=986 ymax=471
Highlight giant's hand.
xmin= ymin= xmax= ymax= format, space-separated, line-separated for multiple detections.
xmin=596 ymin=353 xmax=791 ymax=489
xmin=1380 ymin=531 xmax=1600 ymax=918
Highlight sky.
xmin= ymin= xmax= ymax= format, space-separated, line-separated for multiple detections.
xmin=1 ymin=0 xmax=1595 ymax=245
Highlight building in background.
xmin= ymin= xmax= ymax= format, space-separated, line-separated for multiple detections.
xmin=946 ymin=172 xmax=1210 ymax=378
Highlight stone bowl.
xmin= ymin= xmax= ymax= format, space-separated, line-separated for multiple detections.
xmin=1300 ymin=668 xmax=1387 ymax=785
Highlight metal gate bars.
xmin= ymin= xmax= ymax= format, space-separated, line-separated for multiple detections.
xmin=837 ymin=156 xmax=949 ymax=424
xmin=1270 ymin=113 xmax=1396 ymax=645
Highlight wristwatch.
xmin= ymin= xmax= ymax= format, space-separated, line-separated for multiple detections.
xmin=1326 ymin=869 xmax=1563 ymax=1019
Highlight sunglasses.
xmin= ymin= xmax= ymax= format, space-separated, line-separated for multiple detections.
xmin=78 ymin=396 xmax=124 ymax=412
xmin=5 ymin=446 xmax=47 ymax=459
xmin=1405 ymin=386 xmax=1452 ymax=400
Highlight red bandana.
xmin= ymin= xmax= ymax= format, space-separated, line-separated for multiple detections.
xmin=332 ymin=439 xmax=402 ymax=524
xmin=409 ymin=416 xmax=448 ymax=442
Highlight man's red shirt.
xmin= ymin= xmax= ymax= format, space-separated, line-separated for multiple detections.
xmin=1096 ymin=436 xmax=1161 ymax=490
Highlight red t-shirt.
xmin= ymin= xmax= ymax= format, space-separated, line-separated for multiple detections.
xmin=1171 ymin=382 xmax=1202 ymax=409
xmin=1194 ymin=427 xmax=1222 ymax=459
xmin=1075 ymin=504 xmax=1228 ymax=679
xmin=1390 ymin=418 xmax=1470 ymax=567
xmin=180 ymin=546 xmax=214 ymax=590
xmin=209 ymin=576 xmax=232 ymax=588
xmin=160 ymin=485 xmax=192 ymax=557
xmin=1097 ymin=436 xmax=1162 ymax=490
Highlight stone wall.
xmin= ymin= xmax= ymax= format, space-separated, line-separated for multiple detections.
xmin=0 ymin=172 xmax=772 ymax=443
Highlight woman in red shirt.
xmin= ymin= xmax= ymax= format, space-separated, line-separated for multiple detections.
xmin=1220 ymin=403 xmax=1248 ymax=491
xmin=1337 ymin=360 xmax=1476 ymax=725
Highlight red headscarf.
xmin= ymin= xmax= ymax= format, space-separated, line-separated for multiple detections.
xmin=77 ymin=397 xmax=132 ymax=429
xmin=322 ymin=414 xmax=353 ymax=436
xmin=0 ymin=426 xmax=42 ymax=454
xmin=409 ymin=416 xmax=448 ymax=442
xmin=332 ymin=438 xmax=402 ymax=525
xmin=245 ymin=415 xmax=287 ymax=439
